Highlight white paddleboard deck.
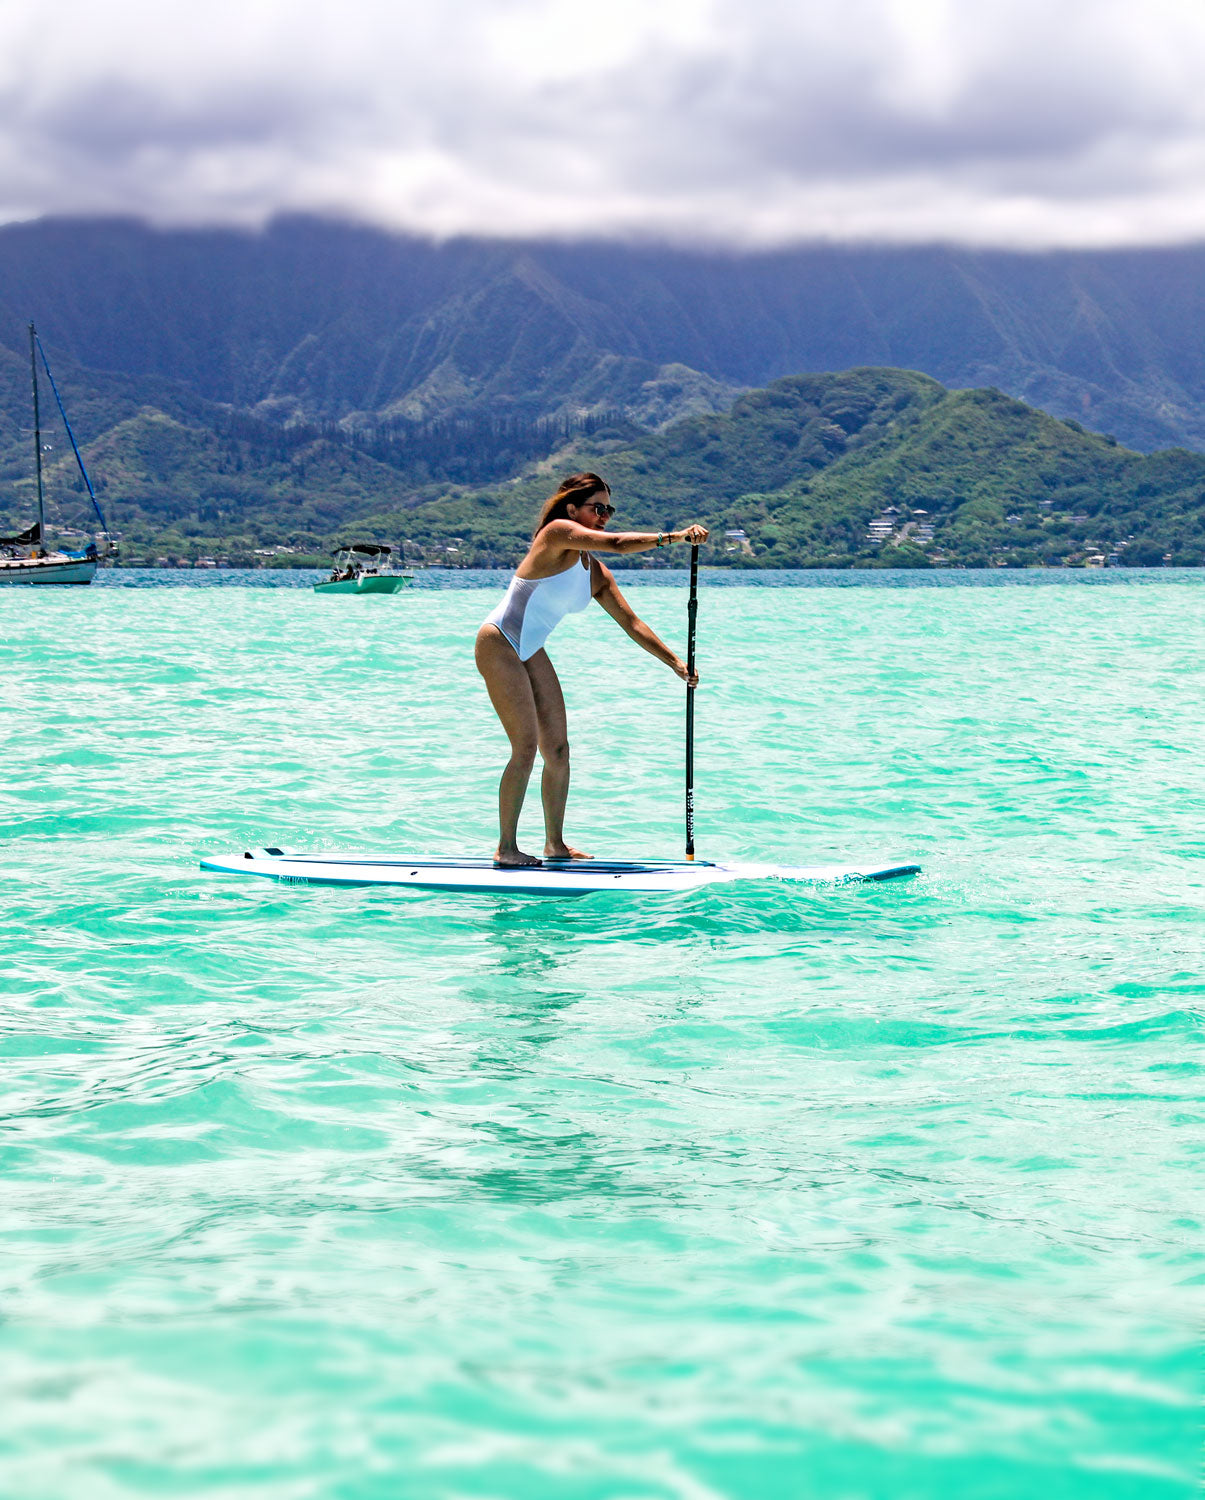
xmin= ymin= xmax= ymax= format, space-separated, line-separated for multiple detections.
xmin=200 ymin=848 xmax=920 ymax=895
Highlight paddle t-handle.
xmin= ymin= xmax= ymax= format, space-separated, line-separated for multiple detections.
xmin=685 ymin=543 xmax=699 ymax=860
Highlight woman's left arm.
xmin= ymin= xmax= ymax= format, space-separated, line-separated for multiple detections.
xmin=591 ymin=561 xmax=698 ymax=686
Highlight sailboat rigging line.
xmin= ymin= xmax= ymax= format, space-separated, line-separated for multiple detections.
xmin=33 ymin=334 xmax=111 ymax=538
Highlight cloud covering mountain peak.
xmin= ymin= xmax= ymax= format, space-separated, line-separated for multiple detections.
xmin=3 ymin=0 xmax=1204 ymax=247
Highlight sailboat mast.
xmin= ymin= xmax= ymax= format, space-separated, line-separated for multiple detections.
xmin=29 ymin=322 xmax=45 ymax=554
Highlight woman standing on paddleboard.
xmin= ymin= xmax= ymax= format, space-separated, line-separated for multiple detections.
xmin=477 ymin=472 xmax=708 ymax=868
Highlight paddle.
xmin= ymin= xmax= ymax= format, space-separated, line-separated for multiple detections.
xmin=685 ymin=543 xmax=699 ymax=860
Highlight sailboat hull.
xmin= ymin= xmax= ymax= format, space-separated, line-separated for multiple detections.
xmin=0 ymin=554 xmax=97 ymax=585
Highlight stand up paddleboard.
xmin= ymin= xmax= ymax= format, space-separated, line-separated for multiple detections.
xmin=200 ymin=849 xmax=920 ymax=895
xmin=205 ymin=546 xmax=920 ymax=899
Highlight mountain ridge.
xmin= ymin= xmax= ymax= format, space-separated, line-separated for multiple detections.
xmin=2 ymin=217 xmax=1205 ymax=450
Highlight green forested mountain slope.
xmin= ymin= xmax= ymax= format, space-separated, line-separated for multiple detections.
xmin=779 ymin=384 xmax=1205 ymax=567
xmin=0 ymin=339 xmax=620 ymax=558
xmin=385 ymin=369 xmax=1205 ymax=569
xmin=5 ymin=361 xmax=1205 ymax=568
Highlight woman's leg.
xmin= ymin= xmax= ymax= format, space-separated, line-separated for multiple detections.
xmin=524 ymin=649 xmax=590 ymax=860
xmin=475 ymin=625 xmax=542 ymax=866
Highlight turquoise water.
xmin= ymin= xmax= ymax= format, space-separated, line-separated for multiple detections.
xmin=2 ymin=572 xmax=1199 ymax=1498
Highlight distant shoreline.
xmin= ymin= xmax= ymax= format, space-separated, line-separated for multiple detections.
xmin=81 ymin=566 xmax=1205 ymax=590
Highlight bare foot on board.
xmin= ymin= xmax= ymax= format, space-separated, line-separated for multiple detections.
xmin=493 ymin=847 xmax=543 ymax=868
xmin=543 ymin=843 xmax=592 ymax=861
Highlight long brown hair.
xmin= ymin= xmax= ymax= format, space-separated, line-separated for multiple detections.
xmin=533 ymin=472 xmax=609 ymax=537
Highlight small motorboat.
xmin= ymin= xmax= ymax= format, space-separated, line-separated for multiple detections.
xmin=313 ymin=543 xmax=413 ymax=595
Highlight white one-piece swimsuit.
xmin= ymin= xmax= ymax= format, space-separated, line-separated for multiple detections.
xmin=483 ymin=558 xmax=593 ymax=661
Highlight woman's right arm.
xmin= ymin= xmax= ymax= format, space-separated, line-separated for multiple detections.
xmin=542 ymin=520 xmax=709 ymax=557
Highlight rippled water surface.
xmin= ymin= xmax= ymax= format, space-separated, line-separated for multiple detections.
xmin=2 ymin=572 xmax=1200 ymax=1497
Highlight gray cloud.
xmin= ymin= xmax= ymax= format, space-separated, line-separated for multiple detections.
xmin=1 ymin=0 xmax=1203 ymax=246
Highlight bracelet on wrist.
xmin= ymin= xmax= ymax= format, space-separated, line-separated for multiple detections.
xmin=657 ymin=532 xmax=665 ymax=548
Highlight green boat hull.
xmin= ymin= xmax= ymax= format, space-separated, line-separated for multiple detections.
xmin=313 ymin=574 xmax=411 ymax=595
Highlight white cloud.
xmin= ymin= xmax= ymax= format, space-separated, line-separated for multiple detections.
xmin=2 ymin=0 xmax=1204 ymax=246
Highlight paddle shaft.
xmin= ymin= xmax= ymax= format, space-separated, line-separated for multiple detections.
xmin=685 ymin=544 xmax=699 ymax=859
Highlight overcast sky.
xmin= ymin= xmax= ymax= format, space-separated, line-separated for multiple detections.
xmin=3 ymin=0 xmax=1204 ymax=248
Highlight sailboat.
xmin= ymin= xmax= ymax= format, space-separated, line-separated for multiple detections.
xmin=0 ymin=323 xmax=113 ymax=585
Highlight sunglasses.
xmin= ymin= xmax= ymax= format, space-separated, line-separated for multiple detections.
xmin=580 ymin=500 xmax=616 ymax=518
